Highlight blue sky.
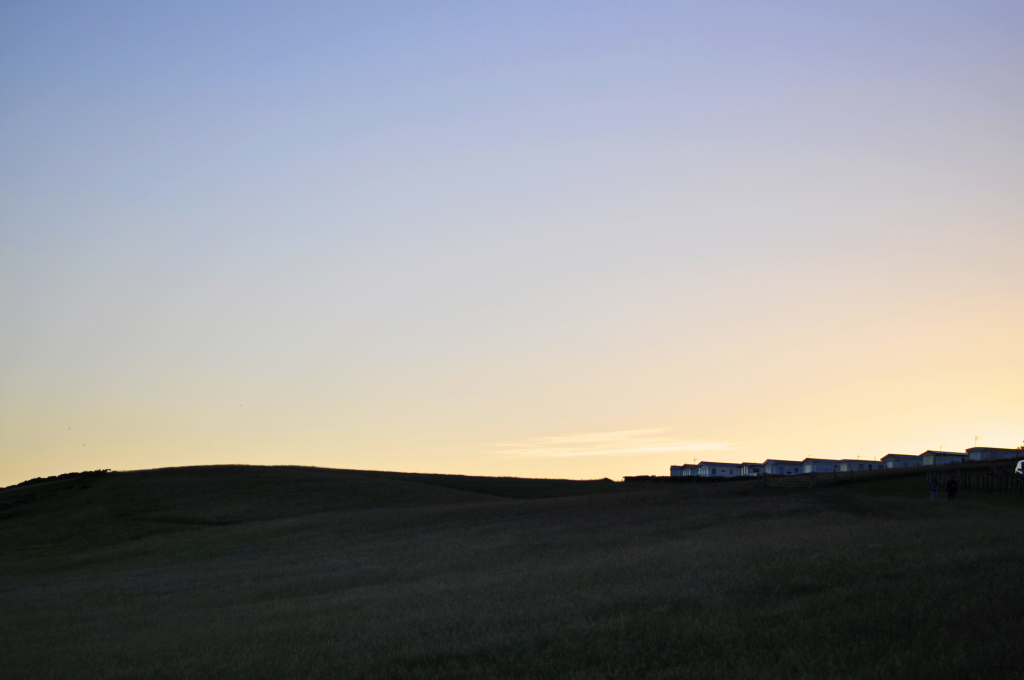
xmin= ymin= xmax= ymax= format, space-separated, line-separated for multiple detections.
xmin=2 ymin=2 xmax=1022 ymax=484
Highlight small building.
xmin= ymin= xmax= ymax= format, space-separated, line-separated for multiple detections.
xmin=966 ymin=447 xmax=1023 ymax=462
xmin=881 ymin=453 xmax=919 ymax=469
xmin=762 ymin=459 xmax=803 ymax=475
xmin=801 ymin=458 xmax=841 ymax=473
xmin=697 ymin=461 xmax=742 ymax=477
xmin=740 ymin=462 xmax=763 ymax=477
xmin=919 ymin=450 xmax=968 ymax=466
xmin=670 ymin=464 xmax=700 ymax=477
xmin=837 ymin=459 xmax=884 ymax=472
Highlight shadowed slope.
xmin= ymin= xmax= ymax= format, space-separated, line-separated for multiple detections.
xmin=0 ymin=465 xmax=620 ymax=554
xmin=2 ymin=467 xmax=1022 ymax=679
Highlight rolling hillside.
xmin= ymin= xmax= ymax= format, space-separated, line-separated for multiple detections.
xmin=0 ymin=465 xmax=620 ymax=554
xmin=1 ymin=465 xmax=1021 ymax=679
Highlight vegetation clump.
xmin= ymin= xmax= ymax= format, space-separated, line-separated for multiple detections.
xmin=6 ymin=469 xmax=111 ymax=489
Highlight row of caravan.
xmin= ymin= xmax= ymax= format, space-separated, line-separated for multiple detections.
xmin=671 ymin=447 xmax=1023 ymax=478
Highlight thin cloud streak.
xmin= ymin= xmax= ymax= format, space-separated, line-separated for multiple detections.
xmin=495 ymin=429 xmax=741 ymax=458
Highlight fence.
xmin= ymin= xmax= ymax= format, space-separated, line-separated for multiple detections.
xmin=762 ymin=468 xmax=915 ymax=488
xmin=655 ymin=460 xmax=1024 ymax=491
xmin=763 ymin=466 xmax=1024 ymax=492
xmin=763 ymin=474 xmax=814 ymax=488
xmin=927 ymin=471 xmax=1024 ymax=493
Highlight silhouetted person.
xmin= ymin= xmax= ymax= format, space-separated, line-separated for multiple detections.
xmin=946 ymin=478 xmax=958 ymax=502
xmin=928 ymin=478 xmax=938 ymax=502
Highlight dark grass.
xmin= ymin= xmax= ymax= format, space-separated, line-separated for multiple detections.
xmin=1 ymin=466 xmax=1022 ymax=679
xmin=0 ymin=466 xmax=622 ymax=556
xmin=359 ymin=469 xmax=622 ymax=498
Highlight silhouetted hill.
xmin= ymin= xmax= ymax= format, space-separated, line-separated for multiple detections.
xmin=2 ymin=463 xmax=1022 ymax=679
xmin=0 ymin=465 xmax=620 ymax=553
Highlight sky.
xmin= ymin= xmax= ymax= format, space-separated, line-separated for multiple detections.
xmin=2 ymin=1 xmax=1023 ymax=486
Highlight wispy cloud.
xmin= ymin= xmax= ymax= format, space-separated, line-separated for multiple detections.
xmin=494 ymin=429 xmax=740 ymax=458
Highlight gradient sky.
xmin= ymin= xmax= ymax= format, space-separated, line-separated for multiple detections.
xmin=2 ymin=1 xmax=1023 ymax=486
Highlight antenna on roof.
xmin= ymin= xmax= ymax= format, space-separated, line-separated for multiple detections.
xmin=975 ymin=435 xmax=982 ymax=447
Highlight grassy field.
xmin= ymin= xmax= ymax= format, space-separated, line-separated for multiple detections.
xmin=1 ymin=465 xmax=1022 ymax=679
